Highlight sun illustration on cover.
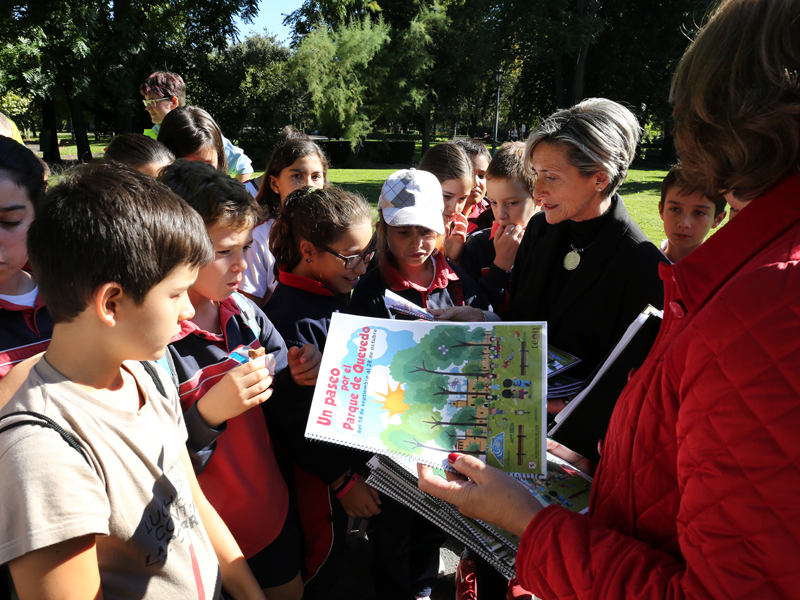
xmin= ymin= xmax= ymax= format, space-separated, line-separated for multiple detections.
xmin=370 ymin=380 xmax=411 ymax=417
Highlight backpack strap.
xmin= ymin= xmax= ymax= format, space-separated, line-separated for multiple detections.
xmin=0 ymin=360 xmax=173 ymax=466
xmin=0 ymin=411 xmax=90 ymax=465
xmin=140 ymin=360 xmax=168 ymax=398
xmin=153 ymin=350 xmax=180 ymax=391
xmin=230 ymin=291 xmax=261 ymax=341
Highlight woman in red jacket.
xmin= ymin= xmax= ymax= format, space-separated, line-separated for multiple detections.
xmin=419 ymin=1 xmax=800 ymax=598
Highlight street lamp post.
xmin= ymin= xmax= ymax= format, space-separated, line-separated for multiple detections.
xmin=492 ymin=67 xmax=504 ymax=155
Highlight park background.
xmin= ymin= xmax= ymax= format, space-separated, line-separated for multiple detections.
xmin=2 ymin=0 xmax=723 ymax=243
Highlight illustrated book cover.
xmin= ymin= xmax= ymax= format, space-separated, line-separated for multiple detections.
xmin=306 ymin=313 xmax=548 ymax=476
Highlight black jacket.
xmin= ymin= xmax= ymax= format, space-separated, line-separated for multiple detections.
xmin=507 ymin=195 xmax=667 ymax=382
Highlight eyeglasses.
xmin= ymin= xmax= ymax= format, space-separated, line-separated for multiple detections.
xmin=319 ymin=245 xmax=376 ymax=269
xmin=142 ymin=97 xmax=171 ymax=108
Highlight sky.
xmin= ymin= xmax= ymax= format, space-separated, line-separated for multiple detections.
xmin=231 ymin=0 xmax=307 ymax=45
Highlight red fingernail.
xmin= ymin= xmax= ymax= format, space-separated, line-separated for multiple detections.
xmin=448 ymin=453 xmax=459 ymax=463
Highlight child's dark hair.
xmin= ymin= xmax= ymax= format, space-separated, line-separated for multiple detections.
xmin=105 ymin=133 xmax=175 ymax=173
xmin=270 ymin=186 xmax=370 ymax=276
xmin=258 ymin=126 xmax=329 ymax=219
xmin=27 ymin=163 xmax=213 ymax=324
xmin=0 ymin=136 xmax=46 ymax=209
xmin=451 ymin=138 xmax=491 ymax=163
xmin=140 ymin=70 xmax=186 ymax=106
xmin=660 ymin=164 xmax=727 ymax=218
xmin=418 ymin=142 xmax=473 ymax=187
xmin=486 ymin=142 xmax=536 ymax=196
xmin=159 ymin=159 xmax=261 ymax=231
xmin=157 ymin=106 xmax=227 ymax=174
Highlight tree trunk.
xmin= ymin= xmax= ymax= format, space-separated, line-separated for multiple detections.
xmin=570 ymin=0 xmax=597 ymax=105
xmin=661 ymin=126 xmax=678 ymax=164
xmin=41 ymin=97 xmax=61 ymax=165
xmin=68 ymin=97 xmax=92 ymax=162
xmin=570 ymin=44 xmax=589 ymax=105
xmin=468 ymin=106 xmax=478 ymax=138
xmin=421 ymin=111 xmax=431 ymax=157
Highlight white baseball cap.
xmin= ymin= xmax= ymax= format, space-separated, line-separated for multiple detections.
xmin=377 ymin=169 xmax=444 ymax=235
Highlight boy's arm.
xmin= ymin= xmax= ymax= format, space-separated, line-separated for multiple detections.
xmin=179 ymin=446 xmax=265 ymax=600
xmin=8 ymin=534 xmax=103 ymax=600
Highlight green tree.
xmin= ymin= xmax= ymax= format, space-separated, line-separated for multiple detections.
xmin=2 ymin=0 xmax=259 ymax=162
xmin=369 ymin=1 xmax=450 ymax=153
xmin=291 ymin=15 xmax=389 ymax=143
xmin=185 ymin=32 xmax=308 ymax=165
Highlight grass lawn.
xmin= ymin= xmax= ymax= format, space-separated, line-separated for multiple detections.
xmin=615 ymin=165 xmax=670 ymax=243
xmin=52 ymin=132 xmax=113 ymax=157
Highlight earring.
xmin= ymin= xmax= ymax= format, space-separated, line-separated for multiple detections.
xmin=305 ymin=258 xmax=311 ymax=263
xmin=597 ymin=187 xmax=602 ymax=192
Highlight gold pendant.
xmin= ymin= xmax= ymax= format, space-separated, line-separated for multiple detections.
xmin=563 ymin=250 xmax=581 ymax=270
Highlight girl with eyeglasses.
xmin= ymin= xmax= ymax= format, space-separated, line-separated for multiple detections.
xmin=263 ymin=185 xmax=379 ymax=599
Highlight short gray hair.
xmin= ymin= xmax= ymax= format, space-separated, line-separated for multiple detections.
xmin=526 ymin=98 xmax=641 ymax=197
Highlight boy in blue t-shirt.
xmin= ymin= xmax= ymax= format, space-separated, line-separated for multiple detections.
xmin=140 ymin=71 xmax=254 ymax=181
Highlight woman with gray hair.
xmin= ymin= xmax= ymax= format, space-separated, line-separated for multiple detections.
xmin=436 ymin=98 xmax=667 ymax=461
xmin=507 ymin=98 xmax=667 ymax=436
xmin=438 ymin=98 xmax=667 ymax=598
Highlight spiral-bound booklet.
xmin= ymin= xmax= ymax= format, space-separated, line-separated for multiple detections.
xmin=305 ymin=313 xmax=548 ymax=476
xmin=365 ymin=452 xmax=593 ymax=578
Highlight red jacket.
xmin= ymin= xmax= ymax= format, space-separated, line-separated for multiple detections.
xmin=517 ymin=172 xmax=800 ymax=599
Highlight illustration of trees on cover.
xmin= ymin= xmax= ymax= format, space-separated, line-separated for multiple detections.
xmin=380 ymin=326 xmax=491 ymax=457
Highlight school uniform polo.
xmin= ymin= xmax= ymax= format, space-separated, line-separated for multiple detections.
xmin=166 ymin=295 xmax=290 ymax=559
xmin=461 ymin=226 xmax=514 ymax=311
xmin=264 ymin=267 xmax=366 ymax=592
xmin=263 ymin=267 xmax=360 ymax=482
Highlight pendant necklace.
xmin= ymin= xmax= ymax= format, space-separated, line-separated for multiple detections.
xmin=563 ymin=240 xmax=594 ymax=270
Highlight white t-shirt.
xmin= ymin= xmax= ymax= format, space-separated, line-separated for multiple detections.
xmin=0 ymin=359 xmax=221 ymax=599
xmin=0 ymin=285 xmax=38 ymax=307
xmin=240 ymin=219 xmax=277 ymax=300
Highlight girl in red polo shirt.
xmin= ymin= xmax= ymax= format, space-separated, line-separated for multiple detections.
xmin=349 ymin=168 xmax=489 ymax=321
